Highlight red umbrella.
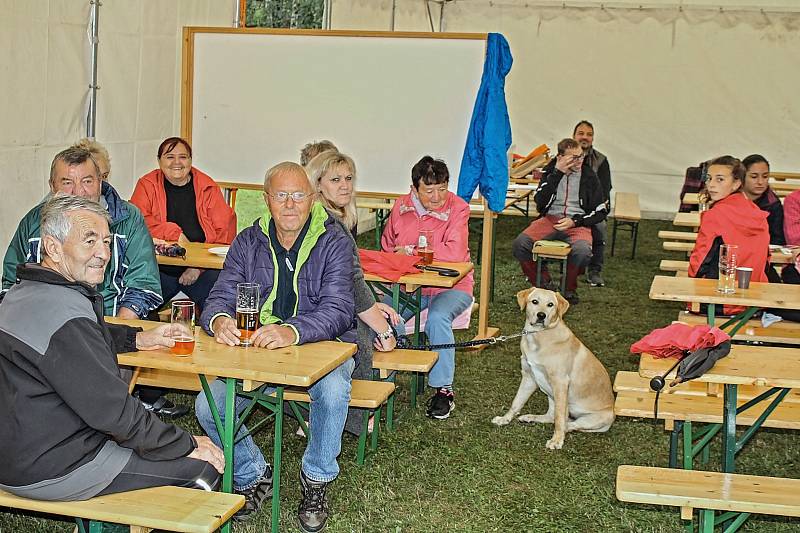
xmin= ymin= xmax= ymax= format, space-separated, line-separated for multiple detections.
xmin=630 ymin=323 xmax=730 ymax=359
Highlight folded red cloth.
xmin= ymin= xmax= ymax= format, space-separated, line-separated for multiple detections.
xmin=359 ymin=249 xmax=421 ymax=282
xmin=630 ymin=323 xmax=730 ymax=359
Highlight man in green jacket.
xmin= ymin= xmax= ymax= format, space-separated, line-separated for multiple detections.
xmin=1 ymin=145 xmax=188 ymax=418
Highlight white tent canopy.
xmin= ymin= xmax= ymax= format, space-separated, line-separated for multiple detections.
xmin=0 ymin=1 xmax=233 ymax=248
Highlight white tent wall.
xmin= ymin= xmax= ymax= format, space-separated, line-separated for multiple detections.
xmin=0 ymin=0 xmax=233 ymax=249
xmin=330 ymin=0 xmax=800 ymax=218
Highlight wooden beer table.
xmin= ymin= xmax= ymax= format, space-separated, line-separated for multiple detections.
xmin=155 ymin=241 xmax=226 ymax=270
xmin=364 ymin=261 xmax=474 ymax=342
xmin=673 ymin=211 xmax=700 ymax=229
xmin=110 ymin=318 xmax=356 ymax=533
xmin=649 ymin=275 xmax=800 ymax=336
xmin=639 ymin=346 xmax=800 ymax=474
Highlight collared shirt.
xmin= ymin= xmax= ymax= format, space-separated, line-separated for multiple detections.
xmin=267 ymin=216 xmax=311 ymax=321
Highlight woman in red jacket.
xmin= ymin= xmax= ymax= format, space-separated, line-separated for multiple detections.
xmin=130 ymin=137 xmax=236 ymax=312
xmin=689 ymin=155 xmax=769 ymax=315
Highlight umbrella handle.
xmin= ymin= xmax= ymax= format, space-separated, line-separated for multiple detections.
xmin=649 ymin=357 xmax=683 ymax=392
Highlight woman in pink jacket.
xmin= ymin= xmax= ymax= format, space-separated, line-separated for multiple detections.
xmin=130 ymin=137 xmax=236 ymax=312
xmin=381 ymin=156 xmax=473 ymax=420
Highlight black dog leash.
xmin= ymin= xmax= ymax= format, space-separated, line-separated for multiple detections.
xmin=393 ymin=328 xmax=534 ymax=350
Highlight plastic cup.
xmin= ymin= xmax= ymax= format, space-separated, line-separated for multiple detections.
xmin=170 ymin=301 xmax=195 ymax=356
xmin=736 ymin=267 xmax=753 ymax=289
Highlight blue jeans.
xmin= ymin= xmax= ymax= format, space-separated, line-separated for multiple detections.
xmin=194 ymin=356 xmax=355 ymax=487
xmin=387 ymin=289 xmax=473 ymax=389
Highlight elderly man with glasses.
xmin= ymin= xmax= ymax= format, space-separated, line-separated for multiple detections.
xmin=195 ymin=161 xmax=356 ymax=530
xmin=512 ymin=138 xmax=607 ymax=304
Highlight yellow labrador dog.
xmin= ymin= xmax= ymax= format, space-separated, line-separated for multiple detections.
xmin=492 ymin=288 xmax=614 ymax=449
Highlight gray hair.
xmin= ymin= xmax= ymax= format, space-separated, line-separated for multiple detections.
xmin=299 ymin=140 xmax=338 ymax=166
xmin=73 ymin=138 xmax=111 ymax=180
xmin=305 ymin=151 xmax=358 ymax=230
xmin=40 ymin=194 xmax=112 ymax=251
xmin=263 ymin=161 xmax=310 ymax=192
xmin=49 ymin=146 xmax=101 ymax=186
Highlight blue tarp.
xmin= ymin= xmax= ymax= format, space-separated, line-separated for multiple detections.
xmin=457 ymin=33 xmax=513 ymax=213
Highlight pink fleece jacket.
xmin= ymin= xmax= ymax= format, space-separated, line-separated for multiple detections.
xmin=380 ymin=190 xmax=473 ymax=297
xmin=784 ymin=190 xmax=800 ymax=246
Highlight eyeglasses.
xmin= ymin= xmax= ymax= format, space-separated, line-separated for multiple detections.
xmin=267 ymin=191 xmax=313 ymax=203
xmin=566 ymin=154 xmax=584 ymax=163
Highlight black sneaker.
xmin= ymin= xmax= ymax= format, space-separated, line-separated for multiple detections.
xmin=586 ymin=270 xmax=605 ymax=287
xmin=298 ymin=470 xmax=329 ymax=533
xmin=426 ymin=388 xmax=455 ymax=419
xmin=137 ymin=395 xmax=190 ymax=419
xmin=233 ymin=469 xmax=273 ymax=522
xmin=564 ymin=290 xmax=580 ymax=305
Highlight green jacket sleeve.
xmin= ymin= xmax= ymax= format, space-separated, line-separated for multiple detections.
xmin=2 ymin=210 xmax=38 ymax=293
xmin=116 ymin=205 xmax=163 ymax=317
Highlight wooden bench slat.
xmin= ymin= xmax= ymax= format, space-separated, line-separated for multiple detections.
xmin=614 ymin=192 xmax=641 ymax=221
xmin=617 ymin=465 xmax=800 ymax=518
xmin=676 ymin=311 xmax=800 ymax=345
xmin=658 ymin=230 xmax=697 ymax=241
xmin=613 ymin=371 xmax=800 ymax=403
xmin=660 ymin=260 xmax=689 ymax=272
xmin=0 ymin=486 xmax=243 ymax=533
xmin=281 ymin=379 xmax=395 ymax=409
xmin=614 ymin=390 xmax=800 ymax=429
xmin=372 ymin=349 xmax=437 ymax=373
xmin=663 ymin=241 xmax=695 ymax=253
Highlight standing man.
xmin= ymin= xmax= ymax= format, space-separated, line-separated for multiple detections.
xmin=1 ymin=146 xmax=188 ymax=418
xmin=573 ymin=120 xmax=611 ymax=287
xmin=0 ymin=194 xmax=223 ymax=503
xmin=195 ymin=161 xmax=356 ymax=530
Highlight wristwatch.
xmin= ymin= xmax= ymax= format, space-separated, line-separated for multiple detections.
xmin=376 ymin=327 xmax=395 ymax=342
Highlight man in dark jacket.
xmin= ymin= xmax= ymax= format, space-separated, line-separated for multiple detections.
xmin=195 ymin=162 xmax=356 ymax=529
xmin=574 ymin=120 xmax=612 ymax=287
xmin=0 ymin=195 xmax=223 ymax=503
xmin=512 ymin=138 xmax=607 ymax=304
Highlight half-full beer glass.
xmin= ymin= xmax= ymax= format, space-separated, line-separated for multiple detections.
xmin=236 ymin=282 xmax=260 ymax=346
xmin=170 ymin=300 xmax=195 ymax=355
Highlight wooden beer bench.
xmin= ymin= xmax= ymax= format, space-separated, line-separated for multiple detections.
xmin=610 ymin=192 xmax=641 ymax=259
xmin=616 ymin=465 xmax=800 ymax=532
xmin=0 ymin=486 xmax=243 ymax=533
xmin=675 ymin=311 xmax=800 ymax=346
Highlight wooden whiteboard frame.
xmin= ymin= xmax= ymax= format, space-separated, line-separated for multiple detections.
xmin=180 ymin=26 xmax=498 ymax=341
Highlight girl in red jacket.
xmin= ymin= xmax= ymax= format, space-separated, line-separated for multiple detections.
xmin=130 ymin=137 xmax=236 ymax=312
xmin=689 ymin=155 xmax=769 ymax=315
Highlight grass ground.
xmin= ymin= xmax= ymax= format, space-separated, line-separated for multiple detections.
xmin=3 ymin=193 xmax=799 ymax=532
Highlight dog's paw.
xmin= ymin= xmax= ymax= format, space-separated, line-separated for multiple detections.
xmin=518 ymin=414 xmax=552 ymax=424
xmin=545 ymin=436 xmax=564 ymax=450
xmin=491 ymin=415 xmax=511 ymax=426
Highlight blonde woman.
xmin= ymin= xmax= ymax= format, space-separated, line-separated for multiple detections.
xmin=306 ymin=151 xmax=400 ymax=434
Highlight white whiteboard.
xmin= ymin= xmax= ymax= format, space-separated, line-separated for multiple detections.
xmin=186 ymin=30 xmax=487 ymax=194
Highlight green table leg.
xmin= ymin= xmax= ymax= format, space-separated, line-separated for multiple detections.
xmin=198 ymin=375 xmax=235 ymax=533
xmin=722 ymin=383 xmax=738 ymax=473
xmin=271 ymin=387 xmax=283 ymax=533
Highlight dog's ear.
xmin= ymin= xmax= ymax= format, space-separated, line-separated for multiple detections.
xmin=555 ymin=292 xmax=570 ymax=317
xmin=516 ymin=288 xmax=533 ymax=311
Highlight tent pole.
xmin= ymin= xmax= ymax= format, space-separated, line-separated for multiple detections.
xmin=86 ymin=0 xmax=100 ymax=139
xmin=390 ymin=0 xmax=396 ymax=30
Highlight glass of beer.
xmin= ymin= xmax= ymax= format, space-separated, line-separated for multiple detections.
xmin=236 ymin=282 xmax=260 ymax=346
xmin=717 ymin=244 xmax=738 ymax=294
xmin=417 ymin=230 xmax=434 ymax=265
xmin=170 ymin=300 xmax=195 ymax=356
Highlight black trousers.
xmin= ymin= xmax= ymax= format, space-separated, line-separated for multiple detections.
xmin=96 ymin=452 xmax=219 ymax=496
